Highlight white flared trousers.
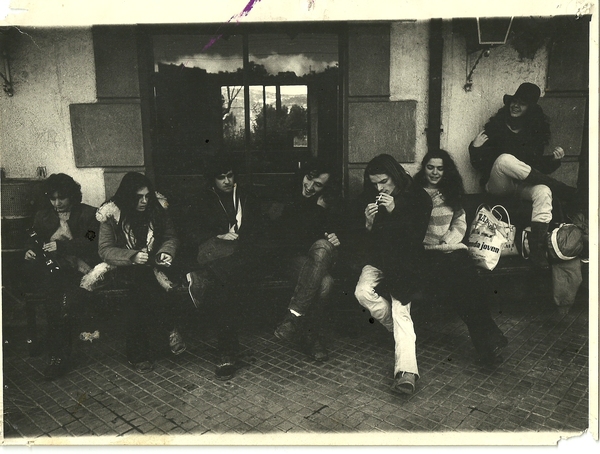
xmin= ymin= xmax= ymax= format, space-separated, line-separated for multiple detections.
xmin=485 ymin=153 xmax=553 ymax=223
xmin=354 ymin=265 xmax=419 ymax=377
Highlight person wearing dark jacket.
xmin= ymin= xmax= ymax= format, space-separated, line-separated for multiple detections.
xmin=185 ymin=156 xmax=266 ymax=380
xmin=24 ymin=173 xmax=100 ymax=380
xmin=97 ymin=172 xmax=185 ymax=374
xmin=354 ymin=154 xmax=432 ymax=395
xmin=273 ymin=159 xmax=343 ymax=362
xmin=469 ymin=82 xmax=576 ymax=268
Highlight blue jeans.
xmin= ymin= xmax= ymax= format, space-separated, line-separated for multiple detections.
xmin=288 ymin=239 xmax=337 ymax=315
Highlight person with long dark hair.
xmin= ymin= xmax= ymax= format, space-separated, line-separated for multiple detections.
xmin=96 ymin=172 xmax=185 ymax=374
xmin=24 ymin=173 xmax=100 ymax=380
xmin=273 ymin=159 xmax=343 ymax=362
xmin=413 ymin=149 xmax=507 ymax=367
xmin=354 ymin=154 xmax=432 ymax=395
xmin=469 ymin=82 xmax=576 ymax=268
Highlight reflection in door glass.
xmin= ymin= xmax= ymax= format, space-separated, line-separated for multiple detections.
xmin=154 ymin=35 xmax=244 ymax=73
xmin=221 ymin=86 xmax=245 ymax=151
xmin=249 ymin=85 xmax=307 ymax=151
xmin=151 ymin=31 xmax=338 ymax=179
xmin=248 ymin=34 xmax=338 ymax=76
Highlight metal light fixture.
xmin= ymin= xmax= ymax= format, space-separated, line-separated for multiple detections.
xmin=464 ymin=17 xmax=513 ymax=92
xmin=0 ymin=30 xmax=13 ymax=96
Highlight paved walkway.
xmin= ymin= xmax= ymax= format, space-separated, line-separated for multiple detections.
xmin=1 ymin=276 xmax=591 ymax=444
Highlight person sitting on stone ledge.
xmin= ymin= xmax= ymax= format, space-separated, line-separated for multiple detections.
xmin=96 ymin=172 xmax=186 ymax=375
xmin=469 ymin=82 xmax=578 ymax=269
xmin=272 ymin=159 xmax=344 ymax=362
xmin=413 ymin=149 xmax=508 ymax=368
xmin=354 ymin=154 xmax=432 ymax=396
xmin=184 ymin=155 xmax=268 ymax=381
xmin=24 ymin=173 xmax=100 ymax=380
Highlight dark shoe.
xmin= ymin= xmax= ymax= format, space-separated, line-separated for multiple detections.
xmin=478 ymin=341 xmax=505 ymax=366
xmin=43 ymin=356 xmax=69 ymax=380
xmin=128 ymin=360 xmax=154 ymax=374
xmin=528 ymin=222 xmax=550 ymax=269
xmin=274 ymin=312 xmax=304 ymax=344
xmin=307 ymin=337 xmax=328 ymax=362
xmin=391 ymin=372 xmax=416 ymax=395
xmin=169 ymin=328 xmax=186 ymax=355
xmin=304 ymin=331 xmax=329 ymax=362
xmin=479 ymin=352 xmax=504 ymax=367
xmin=215 ymin=355 xmax=236 ymax=381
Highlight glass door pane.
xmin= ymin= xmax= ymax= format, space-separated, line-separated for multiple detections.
xmin=153 ymin=34 xmax=244 ymax=175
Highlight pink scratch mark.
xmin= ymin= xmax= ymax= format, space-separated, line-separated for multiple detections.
xmin=202 ymin=0 xmax=263 ymax=51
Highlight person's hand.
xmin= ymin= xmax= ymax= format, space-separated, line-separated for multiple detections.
xmin=365 ymin=203 xmax=379 ymax=231
xmin=471 ymin=130 xmax=489 ymax=148
xmin=42 ymin=241 xmax=57 ymax=252
xmin=377 ymin=193 xmax=395 ymax=213
xmin=217 ymin=233 xmax=239 ymax=241
xmin=325 ymin=232 xmax=340 ymax=247
xmin=24 ymin=250 xmax=36 ymax=261
xmin=552 ymin=146 xmax=565 ymax=160
xmin=132 ymin=251 xmax=149 ymax=265
xmin=156 ymin=252 xmax=172 ymax=267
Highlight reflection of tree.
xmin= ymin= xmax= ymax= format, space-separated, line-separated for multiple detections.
xmin=222 ymin=86 xmax=242 ymax=119
xmin=222 ymin=86 xmax=245 ymax=150
xmin=252 ymin=103 xmax=307 ymax=150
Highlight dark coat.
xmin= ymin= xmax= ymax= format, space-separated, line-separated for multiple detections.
xmin=185 ymin=186 xmax=264 ymax=248
xmin=359 ymin=181 xmax=433 ymax=303
xmin=178 ymin=185 xmax=270 ymax=279
xmin=30 ymin=203 xmax=100 ymax=268
xmin=274 ymin=194 xmax=346 ymax=256
xmin=469 ymin=122 xmax=560 ymax=187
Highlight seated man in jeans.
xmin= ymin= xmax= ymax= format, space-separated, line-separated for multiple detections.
xmin=273 ymin=159 xmax=344 ymax=362
xmin=184 ymin=155 xmax=266 ymax=380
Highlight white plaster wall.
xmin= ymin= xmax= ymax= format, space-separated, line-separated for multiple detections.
xmin=0 ymin=28 xmax=106 ymax=207
xmin=440 ymin=22 xmax=549 ymax=193
xmin=389 ymin=20 xmax=430 ymax=177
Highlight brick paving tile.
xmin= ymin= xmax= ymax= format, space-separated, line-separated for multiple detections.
xmin=3 ymin=288 xmax=591 ymax=440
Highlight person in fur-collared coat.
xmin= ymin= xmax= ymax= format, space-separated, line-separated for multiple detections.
xmin=96 ymin=172 xmax=186 ymax=374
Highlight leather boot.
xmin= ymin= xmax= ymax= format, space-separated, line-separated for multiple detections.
xmin=529 ymin=221 xmax=550 ymax=269
xmin=524 ymin=168 xmax=577 ymax=201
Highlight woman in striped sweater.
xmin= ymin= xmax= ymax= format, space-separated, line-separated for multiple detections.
xmin=414 ymin=149 xmax=507 ymax=366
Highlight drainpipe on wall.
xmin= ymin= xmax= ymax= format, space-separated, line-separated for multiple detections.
xmin=427 ymin=19 xmax=444 ymax=151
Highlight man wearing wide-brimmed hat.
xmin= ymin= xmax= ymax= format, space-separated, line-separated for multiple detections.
xmin=469 ymin=82 xmax=578 ymax=268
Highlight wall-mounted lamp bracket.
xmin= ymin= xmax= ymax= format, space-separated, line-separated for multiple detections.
xmin=0 ymin=68 xmax=13 ymax=96
xmin=464 ymin=48 xmax=491 ymax=92
xmin=464 ymin=17 xmax=513 ymax=92
xmin=0 ymin=36 xmax=13 ymax=96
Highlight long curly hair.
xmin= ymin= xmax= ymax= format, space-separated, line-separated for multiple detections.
xmin=43 ymin=173 xmax=83 ymax=206
xmin=414 ymin=149 xmax=464 ymax=211
xmin=110 ymin=172 xmax=166 ymax=249
xmin=363 ymin=154 xmax=413 ymax=198
xmin=484 ymin=103 xmax=550 ymax=147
